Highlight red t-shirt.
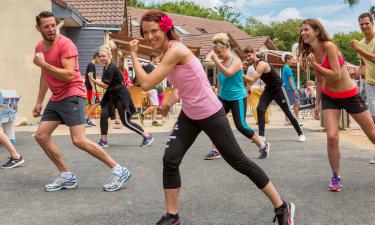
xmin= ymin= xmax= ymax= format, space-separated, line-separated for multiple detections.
xmin=35 ymin=35 xmax=86 ymax=101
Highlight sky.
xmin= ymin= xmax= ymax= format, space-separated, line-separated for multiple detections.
xmin=139 ymin=0 xmax=373 ymax=35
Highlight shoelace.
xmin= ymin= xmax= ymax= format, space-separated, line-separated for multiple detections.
xmin=272 ymin=209 xmax=283 ymax=223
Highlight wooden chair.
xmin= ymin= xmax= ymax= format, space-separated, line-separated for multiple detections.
xmin=128 ymin=86 xmax=145 ymax=113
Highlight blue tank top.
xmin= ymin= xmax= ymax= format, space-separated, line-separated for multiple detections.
xmin=218 ymin=56 xmax=248 ymax=101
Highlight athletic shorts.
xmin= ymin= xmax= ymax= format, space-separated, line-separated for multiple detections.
xmin=286 ymin=89 xmax=298 ymax=106
xmin=148 ymin=89 xmax=159 ymax=106
xmin=41 ymin=96 xmax=86 ymax=126
xmin=321 ymin=92 xmax=368 ymax=114
xmin=87 ymin=90 xmax=100 ymax=104
xmin=365 ymin=83 xmax=375 ymax=116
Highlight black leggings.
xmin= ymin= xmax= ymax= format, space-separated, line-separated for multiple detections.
xmin=219 ymin=96 xmax=255 ymax=139
xmin=100 ymin=103 xmax=144 ymax=136
xmin=163 ymin=108 xmax=270 ymax=189
xmin=257 ymin=86 xmax=303 ymax=137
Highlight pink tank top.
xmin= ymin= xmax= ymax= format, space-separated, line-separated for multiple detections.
xmin=168 ymin=57 xmax=222 ymax=120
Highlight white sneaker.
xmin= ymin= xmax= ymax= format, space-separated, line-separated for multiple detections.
xmin=298 ymin=134 xmax=306 ymax=142
xmin=103 ymin=167 xmax=132 ymax=192
xmin=369 ymin=157 xmax=375 ymax=164
xmin=45 ymin=174 xmax=77 ymax=192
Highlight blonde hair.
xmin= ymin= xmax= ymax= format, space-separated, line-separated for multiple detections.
xmin=99 ymin=45 xmax=112 ymax=59
xmin=212 ymin=33 xmax=230 ymax=49
xmin=306 ymin=80 xmax=315 ymax=87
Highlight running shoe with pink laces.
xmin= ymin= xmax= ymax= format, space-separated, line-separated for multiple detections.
xmin=328 ymin=174 xmax=342 ymax=192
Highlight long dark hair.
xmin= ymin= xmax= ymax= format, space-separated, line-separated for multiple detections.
xmin=297 ymin=19 xmax=332 ymax=61
xmin=140 ymin=10 xmax=180 ymax=41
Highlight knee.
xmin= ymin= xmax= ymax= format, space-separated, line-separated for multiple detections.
xmin=163 ymin=154 xmax=180 ymax=173
xmin=257 ymin=106 xmax=266 ymax=115
xmin=34 ymin=132 xmax=48 ymax=145
xmin=327 ymin=133 xmax=339 ymax=148
xmin=72 ymin=136 xmax=86 ymax=149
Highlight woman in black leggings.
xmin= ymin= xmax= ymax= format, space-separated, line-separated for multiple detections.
xmin=128 ymin=10 xmax=295 ymax=225
xmin=243 ymin=47 xmax=305 ymax=142
xmin=88 ymin=46 xmax=153 ymax=147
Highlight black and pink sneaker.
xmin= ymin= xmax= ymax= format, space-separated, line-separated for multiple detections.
xmin=329 ymin=175 xmax=342 ymax=192
xmin=156 ymin=213 xmax=180 ymax=225
xmin=273 ymin=200 xmax=295 ymax=225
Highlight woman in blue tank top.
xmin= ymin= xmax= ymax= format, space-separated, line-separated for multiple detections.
xmin=205 ymin=33 xmax=270 ymax=160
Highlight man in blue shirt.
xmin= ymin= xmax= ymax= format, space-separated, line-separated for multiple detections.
xmin=281 ymin=54 xmax=299 ymax=124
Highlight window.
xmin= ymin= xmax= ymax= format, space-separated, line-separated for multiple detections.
xmin=174 ymin=25 xmax=189 ymax=35
xmin=131 ymin=19 xmax=139 ymax=26
xmin=195 ymin=27 xmax=208 ymax=33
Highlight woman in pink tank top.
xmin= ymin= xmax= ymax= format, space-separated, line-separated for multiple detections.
xmin=298 ymin=19 xmax=375 ymax=192
xmin=128 ymin=10 xmax=295 ymax=225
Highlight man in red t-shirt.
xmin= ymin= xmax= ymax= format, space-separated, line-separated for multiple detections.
xmin=32 ymin=11 xmax=132 ymax=192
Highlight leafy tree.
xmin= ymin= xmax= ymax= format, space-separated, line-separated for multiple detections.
xmin=214 ymin=5 xmax=242 ymax=27
xmin=345 ymin=0 xmax=360 ymax=7
xmin=147 ymin=1 xmax=223 ymax=20
xmin=333 ymin=31 xmax=364 ymax=65
xmin=244 ymin=18 xmax=303 ymax=51
xmin=128 ymin=0 xmax=145 ymax=8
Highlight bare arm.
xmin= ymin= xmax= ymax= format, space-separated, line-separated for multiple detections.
xmin=288 ymin=77 xmax=295 ymax=90
xmin=352 ymin=40 xmax=375 ymax=64
xmin=243 ymin=62 xmax=267 ymax=85
xmin=34 ymin=53 xmax=75 ymax=81
xmin=308 ymin=42 xmax=342 ymax=81
xmin=211 ymin=54 xmax=242 ymax=77
xmin=36 ymin=75 xmax=48 ymax=105
xmin=88 ymin=74 xmax=109 ymax=89
xmin=129 ymin=39 xmax=186 ymax=91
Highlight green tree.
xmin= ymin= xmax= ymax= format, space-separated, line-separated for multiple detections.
xmin=128 ymin=0 xmax=145 ymax=8
xmin=333 ymin=31 xmax=364 ymax=65
xmin=244 ymin=18 xmax=303 ymax=51
xmin=345 ymin=0 xmax=360 ymax=7
xmin=214 ymin=5 xmax=242 ymax=27
xmin=148 ymin=1 xmax=223 ymax=20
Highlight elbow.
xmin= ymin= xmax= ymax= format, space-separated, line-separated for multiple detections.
xmin=140 ymin=83 xmax=152 ymax=91
xmin=65 ymin=72 xmax=75 ymax=81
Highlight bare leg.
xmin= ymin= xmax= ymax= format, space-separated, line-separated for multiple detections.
xmin=87 ymin=103 xmax=99 ymax=119
xmin=0 ymin=132 xmax=20 ymax=159
xmin=251 ymin=134 xmax=264 ymax=147
xmin=164 ymin=188 xmax=180 ymax=214
xmin=69 ymin=124 xmax=117 ymax=168
xmin=323 ymin=109 xmax=341 ymax=175
xmin=34 ymin=121 xmax=69 ymax=172
xmin=100 ymin=135 xmax=108 ymax=141
xmin=350 ymin=111 xmax=375 ymax=144
xmin=293 ymin=104 xmax=299 ymax=120
xmin=261 ymin=181 xmax=283 ymax=208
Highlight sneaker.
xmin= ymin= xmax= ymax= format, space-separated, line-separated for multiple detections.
xmin=298 ymin=134 xmax=306 ymax=142
xmin=138 ymin=113 xmax=144 ymax=125
xmin=113 ymin=120 xmax=122 ymax=129
xmin=273 ymin=200 xmax=295 ymax=225
xmin=204 ymin=149 xmax=221 ymax=160
xmin=259 ymin=142 xmax=270 ymax=159
xmin=85 ymin=118 xmax=92 ymax=127
xmin=103 ymin=167 xmax=132 ymax=192
xmin=1 ymin=156 xmax=25 ymax=169
xmin=329 ymin=175 xmax=342 ymax=192
xmin=156 ymin=213 xmax=180 ymax=225
xmin=369 ymin=157 xmax=375 ymax=164
xmin=140 ymin=135 xmax=154 ymax=147
xmin=45 ymin=174 xmax=77 ymax=192
xmin=89 ymin=121 xmax=96 ymax=126
xmin=98 ymin=140 xmax=109 ymax=148
xmin=152 ymin=121 xmax=163 ymax=127
xmin=10 ymin=139 xmax=16 ymax=144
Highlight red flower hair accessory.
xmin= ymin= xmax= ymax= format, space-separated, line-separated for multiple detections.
xmin=159 ymin=15 xmax=173 ymax=32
